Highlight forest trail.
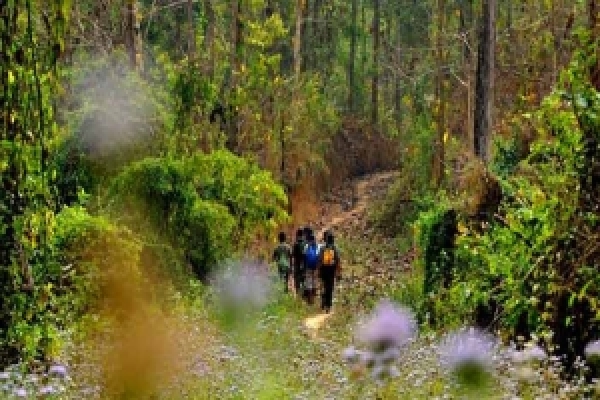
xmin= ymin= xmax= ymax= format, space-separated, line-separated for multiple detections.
xmin=314 ymin=170 xmax=399 ymax=240
xmin=303 ymin=170 xmax=402 ymax=337
xmin=67 ymin=170 xmax=412 ymax=398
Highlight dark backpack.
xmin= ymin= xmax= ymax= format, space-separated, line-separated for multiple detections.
xmin=305 ymin=243 xmax=319 ymax=270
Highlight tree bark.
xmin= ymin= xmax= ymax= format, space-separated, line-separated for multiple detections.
xmin=294 ymin=0 xmax=305 ymax=80
xmin=231 ymin=0 xmax=241 ymax=72
xmin=203 ymin=0 xmax=215 ymax=76
xmin=187 ymin=0 xmax=196 ymax=59
xmin=348 ymin=0 xmax=358 ymax=111
xmin=474 ymin=0 xmax=495 ymax=162
xmin=433 ymin=0 xmax=446 ymax=186
xmin=371 ymin=0 xmax=380 ymax=126
xmin=124 ymin=0 xmax=142 ymax=70
xmin=589 ymin=0 xmax=600 ymax=90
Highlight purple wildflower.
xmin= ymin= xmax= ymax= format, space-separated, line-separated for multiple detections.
xmin=585 ymin=340 xmax=600 ymax=360
xmin=439 ymin=327 xmax=498 ymax=388
xmin=356 ymin=299 xmax=417 ymax=352
xmin=48 ymin=364 xmax=68 ymax=379
xmin=13 ymin=388 xmax=27 ymax=398
xmin=511 ymin=344 xmax=547 ymax=364
xmin=342 ymin=346 xmax=361 ymax=364
xmin=39 ymin=385 xmax=57 ymax=396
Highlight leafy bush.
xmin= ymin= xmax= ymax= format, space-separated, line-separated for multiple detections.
xmin=421 ymin=49 xmax=600 ymax=366
xmin=109 ymin=150 xmax=288 ymax=279
xmin=414 ymin=198 xmax=458 ymax=299
xmin=3 ymin=205 xmax=141 ymax=363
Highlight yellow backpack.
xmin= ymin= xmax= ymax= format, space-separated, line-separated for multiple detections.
xmin=322 ymin=247 xmax=336 ymax=267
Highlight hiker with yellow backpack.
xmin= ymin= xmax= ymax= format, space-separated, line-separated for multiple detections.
xmin=318 ymin=230 xmax=341 ymax=313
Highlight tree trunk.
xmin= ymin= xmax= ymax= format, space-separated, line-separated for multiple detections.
xmin=231 ymin=0 xmax=241 ymax=74
xmin=125 ymin=0 xmax=141 ymax=70
xmin=474 ymin=0 xmax=495 ymax=162
xmin=361 ymin=0 xmax=368 ymax=81
xmin=312 ymin=0 xmax=321 ymax=71
xmin=348 ymin=0 xmax=358 ymax=111
xmin=372 ymin=0 xmax=380 ymax=126
xmin=187 ymin=0 xmax=196 ymax=59
xmin=294 ymin=0 xmax=305 ymax=79
xmin=589 ymin=0 xmax=600 ymax=90
xmin=203 ymin=0 xmax=215 ymax=76
xmin=432 ymin=0 xmax=446 ymax=186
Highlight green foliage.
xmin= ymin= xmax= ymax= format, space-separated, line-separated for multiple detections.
xmin=49 ymin=136 xmax=96 ymax=206
xmin=370 ymin=113 xmax=436 ymax=236
xmin=0 ymin=0 xmax=73 ymax=364
xmin=422 ymin=46 xmax=600 ymax=362
xmin=4 ymin=204 xmax=141 ymax=364
xmin=491 ymin=136 xmax=526 ymax=178
xmin=109 ymin=150 xmax=288 ymax=278
xmin=414 ymin=197 xmax=457 ymax=298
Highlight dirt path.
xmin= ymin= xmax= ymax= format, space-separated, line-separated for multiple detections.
xmin=314 ymin=170 xmax=399 ymax=240
xmin=303 ymin=170 xmax=401 ymax=336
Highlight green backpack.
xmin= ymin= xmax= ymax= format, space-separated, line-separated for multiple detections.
xmin=276 ymin=244 xmax=290 ymax=272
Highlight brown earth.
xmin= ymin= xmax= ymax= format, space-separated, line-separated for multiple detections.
xmin=302 ymin=170 xmax=416 ymax=335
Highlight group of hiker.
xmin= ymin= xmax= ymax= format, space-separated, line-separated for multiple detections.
xmin=272 ymin=226 xmax=341 ymax=313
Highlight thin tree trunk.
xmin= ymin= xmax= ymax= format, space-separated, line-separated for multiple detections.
xmin=294 ymin=0 xmax=304 ymax=80
xmin=589 ymin=0 xmax=600 ymax=90
xmin=361 ymin=0 xmax=367 ymax=76
xmin=348 ymin=0 xmax=358 ymax=111
xmin=312 ymin=0 xmax=321 ymax=71
xmin=187 ymin=0 xmax=196 ymax=59
xmin=394 ymin=4 xmax=403 ymax=125
xmin=203 ymin=0 xmax=215 ymax=76
xmin=474 ymin=0 xmax=495 ymax=162
xmin=372 ymin=0 xmax=380 ymax=126
xmin=231 ymin=0 xmax=241 ymax=72
xmin=125 ymin=0 xmax=141 ymax=70
xmin=433 ymin=0 xmax=446 ymax=186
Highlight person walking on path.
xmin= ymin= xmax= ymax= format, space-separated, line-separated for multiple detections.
xmin=303 ymin=232 xmax=320 ymax=305
xmin=292 ymin=228 xmax=306 ymax=296
xmin=318 ymin=231 xmax=340 ymax=313
xmin=273 ymin=231 xmax=292 ymax=293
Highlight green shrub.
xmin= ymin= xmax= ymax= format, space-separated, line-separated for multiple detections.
xmin=3 ymin=205 xmax=142 ymax=363
xmin=109 ymin=150 xmax=288 ymax=279
xmin=433 ymin=47 xmax=600 ymax=365
xmin=413 ymin=196 xmax=457 ymax=297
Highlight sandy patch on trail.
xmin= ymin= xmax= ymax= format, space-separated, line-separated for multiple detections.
xmin=303 ymin=313 xmax=333 ymax=338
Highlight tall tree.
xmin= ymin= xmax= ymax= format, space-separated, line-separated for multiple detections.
xmin=432 ymin=0 xmax=446 ymax=186
xmin=294 ymin=0 xmax=304 ymax=79
xmin=372 ymin=0 xmax=380 ymax=125
xmin=187 ymin=0 xmax=196 ymax=58
xmin=474 ymin=0 xmax=496 ymax=162
xmin=589 ymin=0 xmax=600 ymax=90
xmin=125 ymin=0 xmax=142 ymax=70
xmin=348 ymin=0 xmax=358 ymax=111
xmin=203 ymin=0 xmax=216 ymax=76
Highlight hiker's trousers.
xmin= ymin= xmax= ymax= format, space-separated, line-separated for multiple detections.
xmin=320 ymin=268 xmax=336 ymax=311
xmin=293 ymin=265 xmax=304 ymax=293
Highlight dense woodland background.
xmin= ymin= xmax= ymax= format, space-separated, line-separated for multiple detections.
xmin=1 ymin=0 xmax=600 ymax=391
